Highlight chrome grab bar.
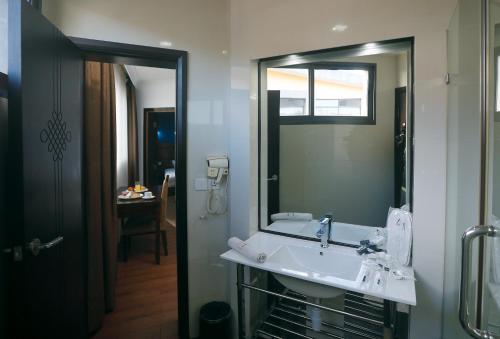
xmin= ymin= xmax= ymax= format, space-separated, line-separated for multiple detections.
xmin=459 ymin=225 xmax=499 ymax=339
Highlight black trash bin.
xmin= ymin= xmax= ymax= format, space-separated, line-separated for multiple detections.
xmin=199 ymin=301 xmax=232 ymax=339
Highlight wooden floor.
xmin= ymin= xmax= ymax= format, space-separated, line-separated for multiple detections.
xmin=93 ymin=225 xmax=178 ymax=339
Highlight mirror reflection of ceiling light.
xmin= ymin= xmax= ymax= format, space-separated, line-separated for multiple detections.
xmin=359 ymin=42 xmax=385 ymax=56
xmin=331 ymin=24 xmax=348 ymax=32
xmin=159 ymin=41 xmax=173 ymax=47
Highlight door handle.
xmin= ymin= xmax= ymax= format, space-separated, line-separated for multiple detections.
xmin=395 ymin=133 xmax=405 ymax=145
xmin=459 ymin=225 xmax=499 ymax=339
xmin=266 ymin=174 xmax=278 ymax=182
xmin=27 ymin=236 xmax=64 ymax=256
xmin=3 ymin=236 xmax=63 ymax=261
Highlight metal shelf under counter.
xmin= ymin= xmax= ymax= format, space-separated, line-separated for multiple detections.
xmin=236 ymin=264 xmax=405 ymax=339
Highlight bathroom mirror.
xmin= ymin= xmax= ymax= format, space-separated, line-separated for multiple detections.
xmin=258 ymin=38 xmax=414 ymax=244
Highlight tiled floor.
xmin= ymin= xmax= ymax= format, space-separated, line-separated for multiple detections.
xmin=93 ymin=225 xmax=178 ymax=339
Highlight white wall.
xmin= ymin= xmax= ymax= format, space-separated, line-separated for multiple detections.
xmin=42 ymin=1 xmax=230 ymax=337
xmin=113 ymin=65 xmax=129 ymax=188
xmin=279 ymin=54 xmax=397 ymax=227
xmin=134 ymin=70 xmax=177 ymax=182
xmin=228 ymin=1 xmax=456 ymax=338
xmin=0 ymin=0 xmax=7 ymax=74
xmin=397 ymin=53 xmax=408 ymax=88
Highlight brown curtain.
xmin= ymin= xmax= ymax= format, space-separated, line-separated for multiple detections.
xmin=84 ymin=61 xmax=118 ymax=334
xmin=126 ymin=79 xmax=139 ymax=184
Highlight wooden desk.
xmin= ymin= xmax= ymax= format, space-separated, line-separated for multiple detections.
xmin=116 ymin=186 xmax=162 ymax=264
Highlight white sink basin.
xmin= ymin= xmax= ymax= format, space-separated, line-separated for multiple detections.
xmin=220 ymin=232 xmax=417 ymax=306
xmin=268 ymin=244 xmax=362 ymax=298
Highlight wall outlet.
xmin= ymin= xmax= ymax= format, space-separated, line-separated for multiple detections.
xmin=208 ymin=179 xmax=221 ymax=189
xmin=194 ymin=178 xmax=208 ymax=191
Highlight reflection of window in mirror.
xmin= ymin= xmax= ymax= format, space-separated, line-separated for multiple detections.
xmin=494 ymin=45 xmax=500 ymax=218
xmin=267 ymin=63 xmax=375 ymax=124
xmin=314 ymin=68 xmax=370 ymax=117
xmin=267 ymin=68 xmax=309 ymax=116
xmin=496 ymin=49 xmax=500 ymax=113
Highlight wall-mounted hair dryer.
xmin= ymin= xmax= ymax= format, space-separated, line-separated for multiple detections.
xmin=206 ymin=154 xmax=229 ymax=215
xmin=207 ymin=155 xmax=229 ymax=184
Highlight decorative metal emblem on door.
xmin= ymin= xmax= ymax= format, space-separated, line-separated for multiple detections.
xmin=40 ymin=111 xmax=71 ymax=162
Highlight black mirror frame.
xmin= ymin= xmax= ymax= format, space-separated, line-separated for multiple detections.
xmin=257 ymin=37 xmax=415 ymax=246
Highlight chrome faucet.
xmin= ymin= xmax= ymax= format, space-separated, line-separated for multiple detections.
xmin=316 ymin=213 xmax=334 ymax=248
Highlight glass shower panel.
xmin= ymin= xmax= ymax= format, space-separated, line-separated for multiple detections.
xmin=484 ymin=1 xmax=500 ymax=334
xmin=443 ymin=0 xmax=481 ymax=337
xmin=445 ymin=0 xmax=500 ymax=337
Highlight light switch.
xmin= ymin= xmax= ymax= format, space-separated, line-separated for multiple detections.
xmin=195 ymin=178 xmax=208 ymax=191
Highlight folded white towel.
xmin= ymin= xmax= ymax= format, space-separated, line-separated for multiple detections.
xmin=270 ymin=212 xmax=313 ymax=222
xmin=228 ymin=237 xmax=267 ymax=263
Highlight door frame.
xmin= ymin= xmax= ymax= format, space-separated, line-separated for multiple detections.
xmin=143 ymin=107 xmax=176 ymax=187
xmin=70 ymin=38 xmax=189 ymax=339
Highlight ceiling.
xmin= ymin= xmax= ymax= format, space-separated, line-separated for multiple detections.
xmin=124 ymin=65 xmax=176 ymax=86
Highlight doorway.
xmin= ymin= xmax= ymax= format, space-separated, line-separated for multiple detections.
xmin=81 ymin=62 xmax=179 ymax=338
xmin=71 ymin=39 xmax=189 ymax=339
xmin=144 ymin=108 xmax=176 ymax=188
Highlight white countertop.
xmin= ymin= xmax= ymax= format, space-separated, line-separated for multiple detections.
xmin=220 ymin=231 xmax=416 ymax=306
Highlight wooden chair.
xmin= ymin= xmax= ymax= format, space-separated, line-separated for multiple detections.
xmin=121 ymin=176 xmax=170 ymax=263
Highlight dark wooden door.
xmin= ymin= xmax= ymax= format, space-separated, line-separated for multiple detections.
xmin=144 ymin=109 xmax=175 ymax=187
xmin=394 ymin=87 xmax=407 ymax=207
xmin=267 ymin=90 xmax=280 ymax=222
xmin=0 ymin=73 xmax=8 ymax=339
xmin=6 ymin=1 xmax=86 ymax=337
